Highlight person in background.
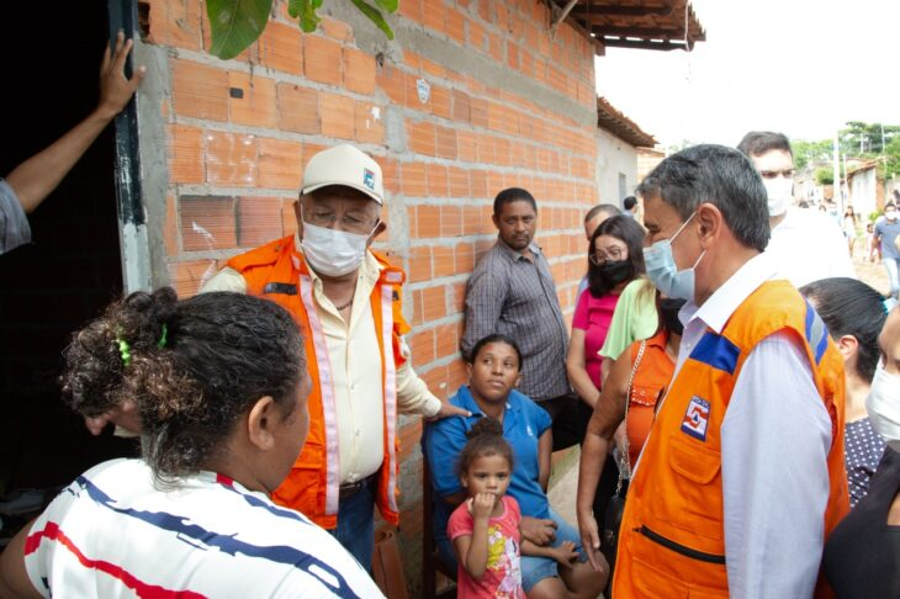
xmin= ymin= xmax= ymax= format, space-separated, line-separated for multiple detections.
xmin=737 ymin=131 xmax=856 ymax=287
xmin=424 ymin=334 xmax=608 ymax=599
xmin=199 ymin=144 xmax=467 ymax=569
xmin=567 ymin=215 xmax=647 ymax=412
xmin=462 ymin=188 xmax=578 ymax=451
xmin=866 ymin=221 xmax=881 ymax=263
xmin=823 ymin=305 xmax=900 ymax=598
xmin=576 ymin=204 xmax=622 ymax=299
xmin=613 ymin=144 xmax=848 ymax=597
xmin=1 ymin=32 xmax=145 ymax=255
xmin=843 ymin=206 xmax=859 ymax=257
xmin=873 ymin=203 xmax=900 ymax=300
xmin=566 ymin=215 xmax=646 ymax=540
xmin=0 ymin=289 xmax=384 ymax=598
xmin=622 ymin=196 xmax=638 ymax=219
xmin=800 ymin=278 xmax=888 ymax=506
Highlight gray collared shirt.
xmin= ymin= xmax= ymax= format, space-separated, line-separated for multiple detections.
xmin=462 ymin=238 xmax=570 ymax=401
xmin=0 ymin=179 xmax=30 ymax=255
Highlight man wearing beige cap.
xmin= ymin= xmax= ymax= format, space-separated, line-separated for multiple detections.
xmin=202 ymin=144 xmax=467 ymax=568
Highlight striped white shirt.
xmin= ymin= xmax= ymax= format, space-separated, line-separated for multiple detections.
xmin=23 ymin=459 xmax=384 ymax=598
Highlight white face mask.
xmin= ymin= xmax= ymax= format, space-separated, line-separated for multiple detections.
xmin=866 ymin=364 xmax=900 ymax=452
xmin=300 ymin=213 xmax=377 ymax=277
xmin=886 ymin=211 xmax=898 ymax=222
xmin=762 ymin=177 xmax=794 ymax=217
xmin=642 ymin=212 xmax=705 ymax=301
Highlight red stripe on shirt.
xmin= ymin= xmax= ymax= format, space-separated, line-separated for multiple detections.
xmin=25 ymin=521 xmax=205 ymax=598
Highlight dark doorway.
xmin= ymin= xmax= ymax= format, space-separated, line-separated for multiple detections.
xmin=0 ymin=0 xmax=137 ymax=517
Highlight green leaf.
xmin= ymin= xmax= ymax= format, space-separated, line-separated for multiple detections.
xmin=288 ymin=0 xmax=323 ymax=32
xmin=350 ymin=0 xmax=395 ymax=39
xmin=373 ymin=0 xmax=399 ymax=13
xmin=207 ymin=0 xmax=273 ymax=60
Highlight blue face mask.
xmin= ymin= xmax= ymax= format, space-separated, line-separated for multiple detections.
xmin=642 ymin=212 xmax=705 ymax=301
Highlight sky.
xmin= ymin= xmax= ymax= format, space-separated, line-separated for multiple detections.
xmin=595 ymin=0 xmax=900 ymax=148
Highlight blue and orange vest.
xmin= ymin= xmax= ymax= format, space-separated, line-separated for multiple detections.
xmin=613 ymin=280 xmax=849 ymax=598
xmin=226 ymin=235 xmax=408 ymax=529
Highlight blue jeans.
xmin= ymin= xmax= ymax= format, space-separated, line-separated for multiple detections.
xmin=885 ymin=257 xmax=900 ymax=298
xmin=328 ymin=479 xmax=375 ymax=571
xmin=436 ymin=508 xmax=586 ymax=593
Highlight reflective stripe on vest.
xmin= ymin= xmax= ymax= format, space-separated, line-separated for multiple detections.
xmin=298 ymin=273 xmax=341 ymax=517
xmin=805 ymin=300 xmax=830 ymax=366
xmin=379 ymin=284 xmax=399 ymax=514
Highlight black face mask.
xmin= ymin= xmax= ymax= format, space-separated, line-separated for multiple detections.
xmin=597 ymin=260 xmax=634 ymax=286
xmin=659 ymin=297 xmax=687 ymax=335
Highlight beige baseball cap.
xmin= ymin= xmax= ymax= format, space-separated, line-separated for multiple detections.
xmin=301 ymin=144 xmax=384 ymax=205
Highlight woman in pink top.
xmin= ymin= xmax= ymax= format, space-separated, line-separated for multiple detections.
xmin=566 ymin=215 xmax=646 ymax=409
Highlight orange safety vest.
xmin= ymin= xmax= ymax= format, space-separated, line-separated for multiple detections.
xmin=225 ymin=235 xmax=408 ymax=529
xmin=625 ymin=330 xmax=675 ymax=469
xmin=613 ymin=280 xmax=849 ymax=598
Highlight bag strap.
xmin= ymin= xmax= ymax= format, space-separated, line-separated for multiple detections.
xmin=616 ymin=339 xmax=646 ymax=492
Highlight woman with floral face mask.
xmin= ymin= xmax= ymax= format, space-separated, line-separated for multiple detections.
xmin=800 ymin=278 xmax=888 ymax=507
xmin=823 ymin=305 xmax=900 ymax=598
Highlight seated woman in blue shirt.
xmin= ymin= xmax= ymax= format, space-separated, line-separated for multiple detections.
xmin=422 ymin=334 xmax=608 ymax=599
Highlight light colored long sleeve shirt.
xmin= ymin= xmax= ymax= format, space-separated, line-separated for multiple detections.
xmin=201 ymin=241 xmax=441 ymax=483
xmin=673 ymin=252 xmax=832 ymax=598
xmin=0 ymin=178 xmax=31 ymax=254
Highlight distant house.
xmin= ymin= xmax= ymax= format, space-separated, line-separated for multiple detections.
xmin=846 ymin=160 xmax=884 ymax=218
xmin=595 ymin=97 xmax=657 ymax=208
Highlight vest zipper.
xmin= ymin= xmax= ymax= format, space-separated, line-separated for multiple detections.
xmin=635 ymin=525 xmax=726 ymax=564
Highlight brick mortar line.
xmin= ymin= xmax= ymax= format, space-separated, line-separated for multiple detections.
xmin=169 ymin=116 xmax=389 ymax=150
xmin=386 ymin=155 xmax=598 ymax=182
xmin=406 ymin=230 xmax=586 ymax=249
xmin=168 ymin=116 xmax=596 ymax=177
xmin=170 ymin=111 xmax=596 ymax=167
xmin=404 ymin=197 xmax=596 ymax=208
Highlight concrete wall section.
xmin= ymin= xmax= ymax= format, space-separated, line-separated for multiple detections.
xmin=595 ymin=127 xmax=638 ymax=208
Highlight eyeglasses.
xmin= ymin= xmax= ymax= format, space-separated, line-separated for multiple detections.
xmin=303 ymin=210 xmax=378 ymax=235
xmin=590 ymin=247 xmax=625 ymax=266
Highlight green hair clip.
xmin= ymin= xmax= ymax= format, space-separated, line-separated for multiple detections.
xmin=117 ymin=337 xmax=132 ymax=367
xmin=117 ymin=324 xmax=167 ymax=368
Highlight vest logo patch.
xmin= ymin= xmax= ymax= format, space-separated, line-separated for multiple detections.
xmin=681 ymin=396 xmax=710 ymax=441
xmin=363 ymin=168 xmax=376 ymax=190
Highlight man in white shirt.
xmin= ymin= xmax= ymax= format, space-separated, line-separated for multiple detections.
xmin=201 ymin=144 xmax=468 ymax=569
xmin=611 ymin=144 xmax=849 ymax=598
xmin=737 ymin=131 xmax=855 ymax=287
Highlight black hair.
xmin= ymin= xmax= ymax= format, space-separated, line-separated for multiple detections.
xmin=466 ymin=333 xmax=523 ymax=371
xmin=584 ymin=203 xmax=621 ymax=223
xmin=493 ymin=187 xmax=537 ymax=216
xmin=637 ymin=144 xmax=770 ymax=252
xmin=799 ymin=278 xmax=886 ymax=383
xmin=456 ymin=417 xmax=514 ymax=479
xmin=623 ymin=196 xmax=638 ymax=211
xmin=587 ymin=214 xmax=646 ymax=298
xmin=60 ymin=288 xmax=305 ymax=482
xmin=737 ymin=131 xmax=793 ymax=158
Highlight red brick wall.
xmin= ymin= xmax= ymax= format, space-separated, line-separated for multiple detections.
xmin=144 ymin=0 xmax=597 ymax=591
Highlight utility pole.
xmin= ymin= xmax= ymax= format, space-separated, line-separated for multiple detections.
xmin=833 ymin=131 xmax=842 ymax=212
